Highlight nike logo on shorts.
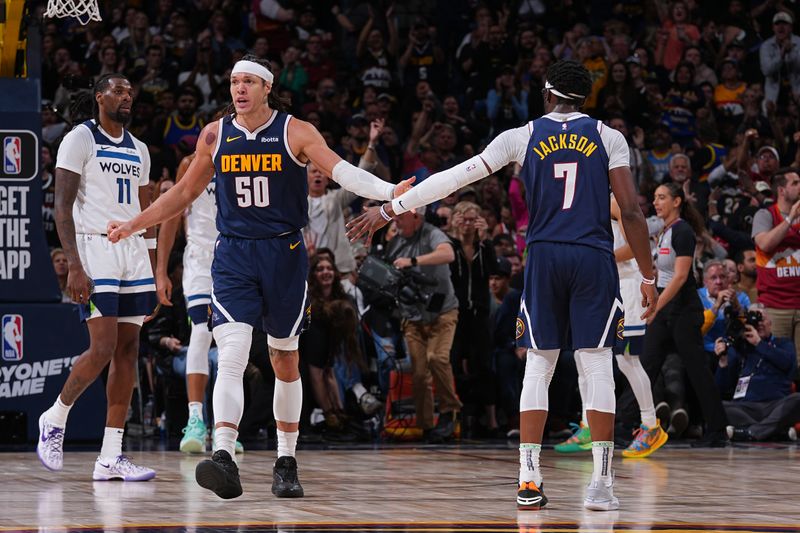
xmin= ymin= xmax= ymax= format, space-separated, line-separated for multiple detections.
xmin=290 ymin=241 xmax=301 ymax=250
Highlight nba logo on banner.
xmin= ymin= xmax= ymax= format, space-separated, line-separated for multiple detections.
xmin=4 ymin=136 xmax=21 ymax=175
xmin=2 ymin=314 xmax=23 ymax=361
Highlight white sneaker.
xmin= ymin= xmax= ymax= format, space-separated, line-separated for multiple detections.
xmin=93 ymin=455 xmax=156 ymax=481
xmin=584 ymin=478 xmax=619 ymax=511
xmin=37 ymin=413 xmax=65 ymax=471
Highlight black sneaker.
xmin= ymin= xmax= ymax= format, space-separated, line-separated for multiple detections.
xmin=272 ymin=456 xmax=304 ymax=498
xmin=195 ymin=450 xmax=242 ymax=499
xmin=728 ymin=426 xmax=756 ymax=442
xmin=517 ymin=481 xmax=548 ymax=510
xmin=690 ymin=429 xmax=729 ymax=448
xmin=429 ymin=411 xmax=457 ymax=441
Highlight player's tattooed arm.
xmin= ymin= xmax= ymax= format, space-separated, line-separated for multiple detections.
xmin=55 ymin=167 xmax=93 ymax=304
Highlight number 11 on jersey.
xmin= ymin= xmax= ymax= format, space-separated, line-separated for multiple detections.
xmin=554 ymin=162 xmax=578 ymax=210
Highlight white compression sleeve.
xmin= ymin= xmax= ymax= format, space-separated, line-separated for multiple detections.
xmin=390 ymin=125 xmax=528 ymax=215
xmin=579 ymin=348 xmax=616 ymax=414
xmin=186 ymin=323 xmax=213 ymax=376
xmin=520 ymin=349 xmax=560 ymax=412
xmin=212 ymin=322 xmax=253 ymax=428
xmin=331 ymin=160 xmax=394 ymax=201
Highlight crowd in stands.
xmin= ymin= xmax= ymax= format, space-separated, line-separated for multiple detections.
xmin=42 ymin=0 xmax=799 ymax=446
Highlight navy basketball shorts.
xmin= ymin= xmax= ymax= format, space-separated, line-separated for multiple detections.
xmin=516 ymin=242 xmax=623 ymax=351
xmin=210 ymin=232 xmax=310 ymax=342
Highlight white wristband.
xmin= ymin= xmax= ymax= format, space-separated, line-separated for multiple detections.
xmin=379 ymin=204 xmax=393 ymax=222
xmin=642 ymin=276 xmax=656 ymax=285
xmin=145 ymin=238 xmax=157 ymax=250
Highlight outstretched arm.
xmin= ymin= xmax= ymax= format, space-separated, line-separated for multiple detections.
xmin=108 ymin=124 xmax=217 ymax=241
xmin=346 ymin=125 xmax=529 ymax=243
xmin=288 ymin=117 xmax=413 ymax=200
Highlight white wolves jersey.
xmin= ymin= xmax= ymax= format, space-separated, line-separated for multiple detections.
xmin=186 ymin=174 xmax=218 ymax=248
xmin=56 ymin=120 xmax=151 ymax=235
xmin=611 ymin=218 xmax=639 ymax=280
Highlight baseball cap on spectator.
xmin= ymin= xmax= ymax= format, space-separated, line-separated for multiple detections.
xmin=755 ymin=181 xmax=772 ymax=194
xmin=361 ymin=67 xmax=391 ymax=89
xmin=377 ymin=93 xmax=397 ymax=103
xmin=348 ymin=113 xmax=369 ymax=127
xmin=773 ymin=12 xmax=793 ymax=25
xmin=757 ymin=145 xmax=779 ymax=161
xmin=728 ymin=38 xmax=746 ymax=49
xmin=492 ymin=257 xmax=512 ymax=278
xmin=457 ymin=186 xmax=477 ymax=200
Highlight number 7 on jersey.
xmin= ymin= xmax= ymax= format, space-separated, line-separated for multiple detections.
xmin=553 ymin=162 xmax=578 ymax=210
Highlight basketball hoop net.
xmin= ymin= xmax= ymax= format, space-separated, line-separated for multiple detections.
xmin=44 ymin=0 xmax=101 ymax=25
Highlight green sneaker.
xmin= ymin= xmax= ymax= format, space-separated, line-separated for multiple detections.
xmin=554 ymin=423 xmax=592 ymax=453
xmin=211 ymin=429 xmax=244 ymax=454
xmin=180 ymin=416 xmax=207 ymax=454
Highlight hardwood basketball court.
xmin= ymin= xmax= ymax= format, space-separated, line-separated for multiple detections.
xmin=1 ymin=444 xmax=797 ymax=532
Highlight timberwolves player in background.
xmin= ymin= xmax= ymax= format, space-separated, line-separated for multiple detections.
xmin=109 ymin=55 xmax=414 ymax=499
xmin=347 ymin=60 xmax=658 ymax=511
xmin=38 ymin=74 xmax=157 ymax=481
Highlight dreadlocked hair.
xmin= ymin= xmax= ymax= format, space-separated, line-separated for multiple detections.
xmin=92 ymin=73 xmax=128 ymax=124
xmin=224 ymin=54 xmax=291 ymax=117
xmin=545 ymin=60 xmax=593 ymax=107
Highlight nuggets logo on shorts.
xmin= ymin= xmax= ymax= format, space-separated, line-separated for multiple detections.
xmin=616 ymin=317 xmax=625 ymax=340
xmin=516 ymin=317 xmax=525 ymax=340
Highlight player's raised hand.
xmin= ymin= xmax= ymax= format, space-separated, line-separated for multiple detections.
xmin=392 ymin=176 xmax=416 ymax=198
xmin=640 ymin=282 xmax=659 ymax=322
xmin=66 ymin=265 xmax=93 ymax=305
xmin=107 ymin=220 xmax=134 ymax=243
xmin=346 ymin=205 xmax=390 ymax=245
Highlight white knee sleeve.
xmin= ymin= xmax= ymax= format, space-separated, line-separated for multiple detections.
xmin=575 ymin=351 xmax=588 ymax=424
xmin=520 ymin=349 xmax=560 ymax=412
xmin=267 ymin=334 xmax=299 ymax=351
xmin=212 ymin=322 xmax=253 ymax=426
xmin=273 ymin=377 xmax=302 ymax=423
xmin=615 ymin=353 xmax=655 ymax=415
xmin=186 ymin=323 xmax=213 ymax=375
xmin=579 ymin=348 xmax=615 ymax=414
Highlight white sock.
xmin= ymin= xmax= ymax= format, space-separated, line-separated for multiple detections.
xmin=213 ymin=426 xmax=238 ymax=459
xmin=45 ymin=396 xmax=72 ymax=427
xmin=519 ymin=443 xmax=542 ymax=485
xmin=277 ymin=429 xmax=298 ymax=458
xmin=616 ymin=353 xmax=657 ymax=428
xmin=591 ymin=441 xmax=613 ymax=482
xmin=188 ymin=402 xmax=203 ymax=421
xmin=100 ymin=427 xmax=124 ymax=460
xmin=351 ymin=382 xmax=368 ymax=400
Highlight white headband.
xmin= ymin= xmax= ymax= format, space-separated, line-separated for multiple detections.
xmin=544 ymin=80 xmax=584 ymax=100
xmin=231 ymin=60 xmax=274 ymax=83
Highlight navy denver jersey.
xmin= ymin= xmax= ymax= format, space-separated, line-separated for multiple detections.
xmin=521 ymin=114 xmax=612 ymax=253
xmin=213 ymin=111 xmax=308 ymax=238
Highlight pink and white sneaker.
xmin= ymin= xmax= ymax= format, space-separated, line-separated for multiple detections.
xmin=93 ymin=455 xmax=156 ymax=481
xmin=37 ymin=413 xmax=65 ymax=471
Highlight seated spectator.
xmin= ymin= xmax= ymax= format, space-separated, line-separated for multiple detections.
xmin=146 ymin=254 xmax=241 ymax=451
xmin=733 ymin=248 xmax=758 ymax=303
xmin=50 ymin=248 xmax=71 ymax=303
xmin=698 ymin=259 xmax=751 ymax=353
xmin=713 ymin=306 xmax=800 ymax=441
xmin=300 ymin=254 xmax=381 ymax=434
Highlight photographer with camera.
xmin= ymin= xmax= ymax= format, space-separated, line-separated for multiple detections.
xmin=385 ymin=207 xmax=461 ymax=442
xmin=698 ymin=260 xmax=751 ymax=354
xmin=713 ymin=305 xmax=800 ymax=441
